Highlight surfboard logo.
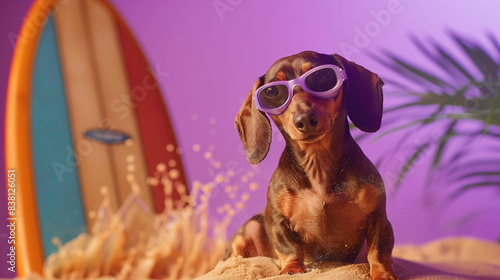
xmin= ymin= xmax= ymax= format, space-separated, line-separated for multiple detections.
xmin=84 ymin=129 xmax=131 ymax=144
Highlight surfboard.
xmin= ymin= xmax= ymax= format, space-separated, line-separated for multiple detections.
xmin=5 ymin=0 xmax=187 ymax=276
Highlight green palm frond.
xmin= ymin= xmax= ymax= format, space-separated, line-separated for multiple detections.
xmin=368 ymin=32 xmax=500 ymax=197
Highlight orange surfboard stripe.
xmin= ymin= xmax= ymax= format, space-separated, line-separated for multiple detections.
xmin=5 ymin=0 xmax=59 ymax=275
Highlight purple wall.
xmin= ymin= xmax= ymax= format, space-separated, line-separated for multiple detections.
xmin=1 ymin=1 xmax=39 ymax=278
xmin=1 ymin=0 xmax=499 ymax=277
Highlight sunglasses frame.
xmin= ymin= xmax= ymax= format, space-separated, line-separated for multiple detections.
xmin=254 ymin=64 xmax=347 ymax=115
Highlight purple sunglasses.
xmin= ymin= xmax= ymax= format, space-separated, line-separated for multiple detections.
xmin=254 ymin=64 xmax=347 ymax=115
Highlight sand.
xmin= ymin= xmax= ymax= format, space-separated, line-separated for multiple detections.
xmin=12 ymin=237 xmax=500 ymax=279
xmin=195 ymin=237 xmax=500 ymax=280
xmin=11 ymin=188 xmax=500 ymax=280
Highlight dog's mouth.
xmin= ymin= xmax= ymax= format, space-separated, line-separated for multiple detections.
xmin=298 ymin=132 xmax=327 ymax=143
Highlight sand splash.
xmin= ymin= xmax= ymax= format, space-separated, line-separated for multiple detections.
xmin=41 ymin=148 xmax=258 ymax=280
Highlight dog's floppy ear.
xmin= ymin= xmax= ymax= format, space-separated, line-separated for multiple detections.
xmin=235 ymin=77 xmax=272 ymax=164
xmin=333 ymin=54 xmax=384 ymax=132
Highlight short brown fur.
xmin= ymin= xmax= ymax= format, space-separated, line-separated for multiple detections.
xmin=226 ymin=51 xmax=396 ymax=280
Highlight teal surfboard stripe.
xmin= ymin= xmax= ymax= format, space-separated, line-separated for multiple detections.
xmin=31 ymin=16 xmax=87 ymax=258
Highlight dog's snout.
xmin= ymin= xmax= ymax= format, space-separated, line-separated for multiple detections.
xmin=294 ymin=110 xmax=318 ymax=134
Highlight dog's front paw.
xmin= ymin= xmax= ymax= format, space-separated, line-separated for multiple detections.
xmin=279 ymin=260 xmax=307 ymax=275
xmin=371 ymin=270 xmax=398 ymax=280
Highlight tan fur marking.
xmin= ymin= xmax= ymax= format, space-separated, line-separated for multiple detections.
xmin=276 ymin=191 xmax=296 ymax=219
xmin=276 ymin=250 xmax=306 ymax=275
xmin=301 ymin=62 xmax=311 ymax=73
xmin=231 ymin=235 xmax=248 ymax=257
xmin=354 ymin=185 xmax=380 ymax=214
xmin=368 ymin=246 xmax=394 ymax=279
xmin=275 ymin=71 xmax=287 ymax=81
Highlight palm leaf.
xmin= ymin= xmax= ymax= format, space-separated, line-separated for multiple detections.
xmin=487 ymin=32 xmax=500 ymax=57
xmin=450 ymin=32 xmax=499 ymax=79
xmin=484 ymin=86 xmax=500 ymax=131
xmin=436 ymin=133 xmax=481 ymax=174
xmin=370 ymin=32 xmax=500 ymax=197
xmin=432 ymin=120 xmax=457 ymax=167
xmin=387 ymin=54 xmax=450 ymax=88
xmin=448 ymin=159 xmax=500 ymax=178
xmin=384 ymin=100 xmax=430 ymax=114
xmin=410 ymin=34 xmax=476 ymax=83
xmin=434 ymin=43 xmax=476 ymax=81
xmin=394 ymin=142 xmax=431 ymax=188
xmin=456 ymin=171 xmax=500 ymax=181
xmin=451 ymin=182 xmax=500 ymax=199
xmin=380 ymin=77 xmax=414 ymax=89
xmin=446 ymin=110 xmax=500 ymax=126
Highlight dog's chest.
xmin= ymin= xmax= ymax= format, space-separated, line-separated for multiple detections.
xmin=278 ymin=186 xmax=377 ymax=247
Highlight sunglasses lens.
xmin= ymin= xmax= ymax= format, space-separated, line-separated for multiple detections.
xmin=258 ymin=84 xmax=289 ymax=110
xmin=305 ymin=68 xmax=337 ymax=92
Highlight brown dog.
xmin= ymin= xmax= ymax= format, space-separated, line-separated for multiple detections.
xmin=225 ymin=51 xmax=396 ymax=280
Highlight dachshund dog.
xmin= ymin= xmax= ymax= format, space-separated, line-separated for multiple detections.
xmin=225 ymin=51 xmax=396 ymax=280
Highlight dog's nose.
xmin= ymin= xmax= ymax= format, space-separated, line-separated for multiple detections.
xmin=294 ymin=110 xmax=318 ymax=134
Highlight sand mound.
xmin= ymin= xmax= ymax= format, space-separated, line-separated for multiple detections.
xmin=195 ymin=237 xmax=500 ymax=280
xmin=13 ymin=237 xmax=500 ymax=279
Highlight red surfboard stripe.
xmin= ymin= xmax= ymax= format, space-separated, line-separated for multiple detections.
xmin=113 ymin=11 xmax=187 ymax=213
